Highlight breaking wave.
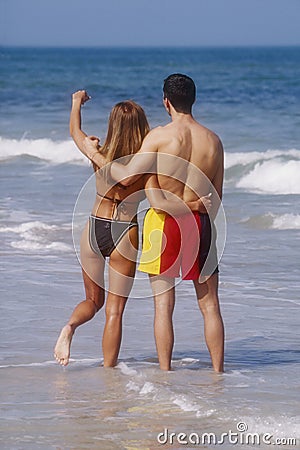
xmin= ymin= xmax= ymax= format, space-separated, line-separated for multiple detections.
xmin=242 ymin=213 xmax=300 ymax=230
xmin=225 ymin=149 xmax=300 ymax=195
xmin=0 ymin=136 xmax=86 ymax=164
xmin=0 ymin=221 xmax=72 ymax=252
xmin=1 ymin=137 xmax=300 ymax=195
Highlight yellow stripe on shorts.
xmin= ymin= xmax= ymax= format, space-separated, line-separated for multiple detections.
xmin=138 ymin=208 xmax=166 ymax=275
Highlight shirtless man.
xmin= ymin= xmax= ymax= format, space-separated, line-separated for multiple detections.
xmin=84 ymin=74 xmax=225 ymax=372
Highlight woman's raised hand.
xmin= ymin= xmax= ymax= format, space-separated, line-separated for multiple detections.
xmin=72 ymin=90 xmax=91 ymax=106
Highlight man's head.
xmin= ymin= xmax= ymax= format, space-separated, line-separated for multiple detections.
xmin=163 ymin=74 xmax=196 ymax=114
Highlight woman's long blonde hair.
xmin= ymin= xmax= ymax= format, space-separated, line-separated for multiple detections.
xmin=93 ymin=100 xmax=149 ymax=171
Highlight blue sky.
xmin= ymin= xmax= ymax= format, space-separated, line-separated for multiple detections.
xmin=1 ymin=0 xmax=300 ymax=47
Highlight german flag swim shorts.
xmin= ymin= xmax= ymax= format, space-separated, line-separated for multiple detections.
xmin=138 ymin=208 xmax=219 ymax=280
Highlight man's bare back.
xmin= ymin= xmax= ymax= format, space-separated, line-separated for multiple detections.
xmin=146 ymin=114 xmax=224 ymax=206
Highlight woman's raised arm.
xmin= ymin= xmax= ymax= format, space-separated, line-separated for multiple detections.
xmin=69 ymin=90 xmax=92 ymax=155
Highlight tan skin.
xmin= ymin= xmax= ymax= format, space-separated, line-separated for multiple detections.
xmin=54 ymin=91 xmax=145 ymax=367
xmin=54 ymin=91 xmax=208 ymax=367
xmin=83 ymin=94 xmax=225 ymax=373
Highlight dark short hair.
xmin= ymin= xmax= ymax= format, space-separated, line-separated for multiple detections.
xmin=163 ymin=73 xmax=196 ymax=113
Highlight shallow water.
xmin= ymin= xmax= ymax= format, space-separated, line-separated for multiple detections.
xmin=1 ymin=47 xmax=300 ymax=449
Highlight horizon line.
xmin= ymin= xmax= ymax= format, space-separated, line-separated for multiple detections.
xmin=1 ymin=43 xmax=300 ymax=50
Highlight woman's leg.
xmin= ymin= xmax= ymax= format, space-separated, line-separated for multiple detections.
xmin=102 ymin=226 xmax=138 ymax=367
xmin=54 ymin=223 xmax=105 ymax=366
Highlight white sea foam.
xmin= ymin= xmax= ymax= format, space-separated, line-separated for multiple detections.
xmin=237 ymin=159 xmax=300 ymax=194
xmin=139 ymin=382 xmax=156 ymax=395
xmin=242 ymin=213 xmax=300 ymax=230
xmin=0 ymin=136 xmax=87 ymax=164
xmin=126 ymin=381 xmax=140 ymax=392
xmin=240 ymin=415 xmax=300 ymax=439
xmin=172 ymin=394 xmax=215 ymax=418
xmin=0 ymin=221 xmax=62 ymax=234
xmin=0 ymin=358 xmax=100 ymax=369
xmin=126 ymin=380 xmax=158 ymax=397
xmin=225 ymin=149 xmax=300 ymax=195
xmin=172 ymin=394 xmax=201 ymax=412
xmin=0 ymin=221 xmax=72 ymax=252
xmin=117 ymin=362 xmax=138 ymax=376
xmin=225 ymin=149 xmax=300 ymax=169
xmin=196 ymin=409 xmax=216 ymax=418
xmin=181 ymin=358 xmax=199 ymax=363
xmin=2 ymin=136 xmax=299 ymax=195
xmin=10 ymin=240 xmax=71 ymax=251
xmin=271 ymin=213 xmax=300 ymax=230
xmin=0 ymin=360 xmax=57 ymax=369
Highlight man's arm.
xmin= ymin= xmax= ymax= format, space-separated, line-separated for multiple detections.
xmin=110 ymin=130 xmax=159 ymax=185
xmin=210 ymin=139 xmax=224 ymax=219
xmin=144 ymin=174 xmax=212 ymax=215
xmin=84 ymin=128 xmax=162 ymax=186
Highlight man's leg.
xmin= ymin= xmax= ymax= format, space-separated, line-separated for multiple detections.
xmin=149 ymin=275 xmax=175 ymax=371
xmin=193 ymin=273 xmax=224 ymax=372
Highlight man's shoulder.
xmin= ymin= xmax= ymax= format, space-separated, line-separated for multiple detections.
xmin=149 ymin=124 xmax=172 ymax=136
xmin=145 ymin=125 xmax=172 ymax=144
xmin=208 ymin=129 xmax=223 ymax=149
xmin=138 ymin=126 xmax=169 ymax=153
xmin=197 ymin=123 xmax=223 ymax=153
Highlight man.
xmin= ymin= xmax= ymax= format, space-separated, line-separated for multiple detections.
xmin=84 ymin=74 xmax=224 ymax=372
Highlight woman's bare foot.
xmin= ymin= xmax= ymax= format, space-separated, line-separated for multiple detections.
xmin=54 ymin=325 xmax=74 ymax=366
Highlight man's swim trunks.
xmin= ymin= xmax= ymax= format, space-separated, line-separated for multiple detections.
xmin=138 ymin=208 xmax=219 ymax=280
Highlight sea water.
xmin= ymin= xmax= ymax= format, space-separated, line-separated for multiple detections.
xmin=0 ymin=47 xmax=299 ymax=449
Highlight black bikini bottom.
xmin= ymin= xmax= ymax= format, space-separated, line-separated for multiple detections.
xmin=89 ymin=216 xmax=138 ymax=258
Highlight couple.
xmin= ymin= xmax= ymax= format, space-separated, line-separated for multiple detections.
xmin=54 ymin=74 xmax=225 ymax=372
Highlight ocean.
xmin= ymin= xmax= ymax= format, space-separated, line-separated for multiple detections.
xmin=0 ymin=47 xmax=299 ymax=449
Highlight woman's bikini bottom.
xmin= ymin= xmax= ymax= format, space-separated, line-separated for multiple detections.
xmin=89 ymin=215 xmax=138 ymax=258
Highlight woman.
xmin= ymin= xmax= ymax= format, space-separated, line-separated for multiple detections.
xmin=54 ymin=90 xmax=205 ymax=367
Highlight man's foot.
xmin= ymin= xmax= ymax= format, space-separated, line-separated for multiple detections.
xmin=54 ymin=325 xmax=73 ymax=366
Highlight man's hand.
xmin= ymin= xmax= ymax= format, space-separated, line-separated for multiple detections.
xmin=83 ymin=136 xmax=107 ymax=168
xmin=84 ymin=135 xmax=100 ymax=149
